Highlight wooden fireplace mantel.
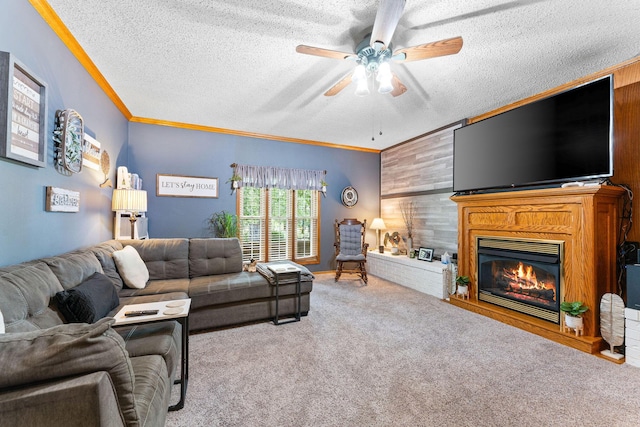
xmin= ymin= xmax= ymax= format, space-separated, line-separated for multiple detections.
xmin=450 ymin=185 xmax=625 ymax=354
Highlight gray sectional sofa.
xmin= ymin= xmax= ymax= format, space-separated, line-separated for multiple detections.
xmin=0 ymin=237 xmax=313 ymax=426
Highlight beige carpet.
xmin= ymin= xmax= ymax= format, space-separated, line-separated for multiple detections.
xmin=166 ymin=273 xmax=640 ymax=426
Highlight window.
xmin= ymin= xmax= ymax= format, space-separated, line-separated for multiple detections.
xmin=238 ymin=187 xmax=319 ymax=264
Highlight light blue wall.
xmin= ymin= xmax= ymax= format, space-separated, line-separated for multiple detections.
xmin=0 ymin=1 xmax=380 ymax=270
xmin=128 ymin=123 xmax=380 ymax=272
xmin=0 ymin=1 xmax=129 ymax=266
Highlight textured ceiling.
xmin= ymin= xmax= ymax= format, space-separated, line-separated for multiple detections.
xmin=45 ymin=0 xmax=640 ymax=151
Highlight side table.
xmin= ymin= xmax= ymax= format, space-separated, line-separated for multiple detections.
xmin=113 ymin=298 xmax=191 ymax=411
xmin=267 ymin=264 xmax=302 ymax=325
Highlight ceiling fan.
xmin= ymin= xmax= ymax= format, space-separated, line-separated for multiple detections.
xmin=296 ymin=0 xmax=463 ymax=97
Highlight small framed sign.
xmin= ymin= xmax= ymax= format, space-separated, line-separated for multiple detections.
xmin=45 ymin=187 xmax=80 ymax=213
xmin=0 ymin=51 xmax=48 ymax=167
xmin=157 ymin=174 xmax=219 ymax=198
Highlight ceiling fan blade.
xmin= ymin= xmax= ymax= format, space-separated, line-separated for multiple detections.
xmin=324 ymin=73 xmax=353 ymax=96
xmin=296 ymin=45 xmax=356 ymax=60
xmin=390 ymin=74 xmax=407 ymax=97
xmin=394 ymin=36 xmax=463 ymax=62
xmin=370 ymin=0 xmax=406 ymax=49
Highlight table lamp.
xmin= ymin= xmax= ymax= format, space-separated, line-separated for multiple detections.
xmin=112 ymin=189 xmax=147 ymax=239
xmin=370 ymin=217 xmax=386 ymax=253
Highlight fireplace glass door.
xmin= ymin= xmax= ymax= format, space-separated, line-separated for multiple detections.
xmin=477 ymin=237 xmax=563 ymax=323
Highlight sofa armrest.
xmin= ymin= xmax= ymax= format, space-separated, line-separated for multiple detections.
xmin=0 ymin=318 xmax=140 ymax=426
xmin=0 ymin=371 xmax=125 ymax=427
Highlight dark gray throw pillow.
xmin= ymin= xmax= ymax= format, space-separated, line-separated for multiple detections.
xmin=55 ymin=272 xmax=119 ymax=323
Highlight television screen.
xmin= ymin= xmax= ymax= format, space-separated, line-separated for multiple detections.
xmin=453 ymin=75 xmax=613 ymax=193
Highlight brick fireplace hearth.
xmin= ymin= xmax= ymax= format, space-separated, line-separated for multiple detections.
xmin=450 ymin=185 xmax=624 ymax=354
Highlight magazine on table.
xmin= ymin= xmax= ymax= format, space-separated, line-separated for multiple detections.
xmin=267 ymin=263 xmax=300 ymax=274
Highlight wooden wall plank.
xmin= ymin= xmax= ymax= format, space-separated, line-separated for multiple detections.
xmin=380 ymin=123 xmax=461 ymax=257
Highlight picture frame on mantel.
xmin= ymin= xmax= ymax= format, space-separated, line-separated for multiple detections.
xmin=418 ymin=247 xmax=434 ymax=262
xmin=0 ymin=51 xmax=48 ymax=168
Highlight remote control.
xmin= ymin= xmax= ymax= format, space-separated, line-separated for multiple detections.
xmin=124 ymin=310 xmax=158 ymax=317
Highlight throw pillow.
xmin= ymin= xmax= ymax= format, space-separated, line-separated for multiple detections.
xmin=55 ymin=272 xmax=119 ymax=323
xmin=0 ymin=308 xmax=4 ymax=334
xmin=112 ymin=245 xmax=149 ymax=289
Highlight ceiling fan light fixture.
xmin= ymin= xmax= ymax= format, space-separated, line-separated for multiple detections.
xmin=377 ymin=77 xmax=394 ymax=94
xmin=376 ymin=62 xmax=392 ymax=82
xmin=352 ymin=64 xmax=367 ymax=82
xmin=355 ymin=79 xmax=370 ymax=96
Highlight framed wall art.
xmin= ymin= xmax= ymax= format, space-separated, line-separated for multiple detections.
xmin=54 ymin=109 xmax=84 ymax=173
xmin=0 ymin=51 xmax=48 ymax=167
xmin=418 ymin=247 xmax=434 ymax=262
xmin=157 ymin=174 xmax=219 ymax=198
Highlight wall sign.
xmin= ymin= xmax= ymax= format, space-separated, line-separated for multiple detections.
xmin=157 ymin=174 xmax=219 ymax=198
xmin=82 ymin=133 xmax=101 ymax=171
xmin=0 ymin=51 xmax=48 ymax=167
xmin=45 ymin=186 xmax=80 ymax=212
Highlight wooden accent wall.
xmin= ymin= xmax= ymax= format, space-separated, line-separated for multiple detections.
xmin=380 ymin=123 xmax=462 ymax=255
xmin=451 ymin=186 xmax=624 ymax=354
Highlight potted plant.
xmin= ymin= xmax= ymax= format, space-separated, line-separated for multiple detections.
xmin=456 ymin=275 xmax=470 ymax=296
xmin=320 ymin=180 xmax=327 ymax=197
xmin=227 ymin=174 xmax=242 ymax=194
xmin=560 ymin=301 xmax=588 ymax=331
xmin=207 ymin=211 xmax=238 ymax=238
xmin=384 ymin=232 xmax=401 ymax=254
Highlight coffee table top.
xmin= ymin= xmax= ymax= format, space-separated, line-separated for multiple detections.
xmin=113 ymin=299 xmax=191 ymax=326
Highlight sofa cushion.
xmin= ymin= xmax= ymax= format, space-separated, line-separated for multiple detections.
xmin=91 ymin=240 xmax=125 ymax=291
xmin=118 ymin=278 xmax=190 ymax=298
xmin=0 ymin=308 xmax=4 ymax=334
xmin=189 ymin=271 xmax=312 ymax=308
xmin=0 ymin=262 xmax=65 ymax=333
xmin=117 ymin=319 xmax=181 ymax=379
xmin=0 ymin=318 xmax=140 ymax=426
xmin=113 ymin=245 xmax=149 ymax=289
xmin=55 ymin=272 xmax=119 ymax=323
xmin=121 ymin=239 xmax=189 ymax=280
xmin=189 ymin=238 xmax=243 ymax=278
xmin=44 ymin=251 xmax=104 ymax=290
xmin=130 ymin=355 xmax=171 ymax=427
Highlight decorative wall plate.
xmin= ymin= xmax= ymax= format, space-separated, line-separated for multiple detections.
xmin=341 ymin=186 xmax=358 ymax=208
xmin=54 ymin=109 xmax=84 ymax=173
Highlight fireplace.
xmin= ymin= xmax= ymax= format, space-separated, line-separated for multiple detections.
xmin=451 ymin=186 xmax=624 ymax=354
xmin=477 ymin=237 xmax=563 ymax=324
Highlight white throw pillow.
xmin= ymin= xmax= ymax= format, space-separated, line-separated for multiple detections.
xmin=0 ymin=308 xmax=5 ymax=334
xmin=112 ymin=245 xmax=149 ymax=289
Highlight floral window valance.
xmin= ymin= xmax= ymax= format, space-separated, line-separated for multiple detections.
xmin=230 ymin=163 xmax=326 ymax=191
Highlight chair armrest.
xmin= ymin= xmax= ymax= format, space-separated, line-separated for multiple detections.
xmin=0 ymin=318 xmax=140 ymax=426
xmin=0 ymin=371 xmax=125 ymax=427
xmin=362 ymin=243 xmax=370 ymax=255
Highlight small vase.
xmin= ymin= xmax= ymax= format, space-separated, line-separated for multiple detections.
xmin=457 ymin=284 xmax=468 ymax=296
xmin=406 ymin=237 xmax=413 ymax=257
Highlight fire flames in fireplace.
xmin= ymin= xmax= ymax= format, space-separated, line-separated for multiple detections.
xmin=502 ymin=262 xmax=555 ymax=301
xmin=493 ymin=261 xmax=556 ymax=303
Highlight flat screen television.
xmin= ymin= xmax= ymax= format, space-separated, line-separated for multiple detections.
xmin=453 ymin=75 xmax=613 ymax=193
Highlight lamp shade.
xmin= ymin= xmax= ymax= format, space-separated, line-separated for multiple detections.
xmin=112 ymin=189 xmax=147 ymax=213
xmin=370 ymin=217 xmax=386 ymax=230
